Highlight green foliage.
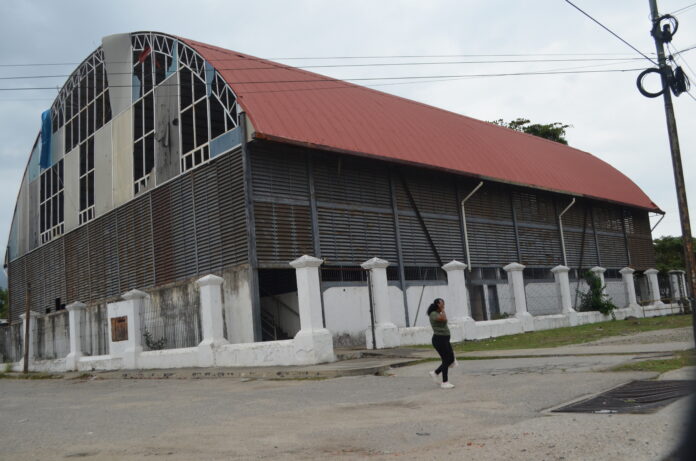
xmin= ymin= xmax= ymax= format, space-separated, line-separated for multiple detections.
xmin=490 ymin=118 xmax=571 ymax=144
xmin=143 ymin=328 xmax=166 ymax=350
xmin=577 ymin=271 xmax=617 ymax=317
xmin=654 ymin=235 xmax=696 ymax=273
xmin=0 ymin=288 xmax=7 ymax=320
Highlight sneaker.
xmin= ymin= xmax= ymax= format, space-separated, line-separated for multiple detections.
xmin=429 ymin=371 xmax=439 ymax=383
xmin=440 ymin=382 xmax=454 ymax=389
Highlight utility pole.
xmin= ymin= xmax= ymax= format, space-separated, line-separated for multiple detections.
xmin=647 ymin=0 xmax=696 ymax=343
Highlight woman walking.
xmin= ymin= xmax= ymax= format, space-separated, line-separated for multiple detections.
xmin=427 ymin=298 xmax=455 ymax=389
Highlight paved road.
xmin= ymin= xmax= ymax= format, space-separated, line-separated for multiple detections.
xmin=0 ymin=331 xmax=693 ymax=460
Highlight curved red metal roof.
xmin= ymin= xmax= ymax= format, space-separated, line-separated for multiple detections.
xmin=183 ymin=38 xmax=660 ymax=212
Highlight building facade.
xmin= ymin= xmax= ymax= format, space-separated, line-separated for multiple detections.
xmin=4 ymin=32 xmax=659 ymax=348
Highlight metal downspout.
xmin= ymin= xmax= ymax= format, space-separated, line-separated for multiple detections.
xmin=558 ymin=198 xmax=576 ymax=266
xmin=460 ymin=182 xmax=484 ymax=271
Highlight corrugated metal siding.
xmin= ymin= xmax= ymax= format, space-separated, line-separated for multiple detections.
xmin=563 ymin=203 xmax=600 ymax=268
xmin=151 ymin=175 xmax=197 ymax=285
xmin=88 ymin=209 xmax=120 ymax=301
xmin=252 ymin=143 xmax=309 ymax=201
xmin=216 ymin=149 xmax=248 ymax=267
xmin=513 ymin=191 xmax=563 ymax=266
xmin=65 ymin=225 xmax=91 ymax=303
xmin=466 ymin=185 xmax=518 ymax=266
xmin=314 ymin=157 xmax=391 ymax=208
xmin=255 ymin=201 xmax=313 ymax=264
xmin=626 ymin=209 xmax=656 ymax=269
xmin=7 ymin=258 xmax=26 ymax=323
xmin=117 ymin=195 xmax=155 ymax=293
xmin=193 ymin=165 xmax=224 ymax=273
xmin=42 ymin=239 xmax=66 ymax=309
xmin=318 ymin=207 xmax=397 ymax=264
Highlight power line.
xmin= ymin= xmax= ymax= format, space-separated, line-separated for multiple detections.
xmin=564 ymin=0 xmax=659 ymax=66
xmin=669 ymin=2 xmax=696 ymax=15
xmin=0 ymin=51 xmax=652 ymax=68
xmin=0 ymin=67 xmax=645 ymax=92
xmin=0 ymin=57 xmax=649 ymax=81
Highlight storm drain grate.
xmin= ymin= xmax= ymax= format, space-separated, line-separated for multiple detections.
xmin=553 ymin=380 xmax=696 ymax=414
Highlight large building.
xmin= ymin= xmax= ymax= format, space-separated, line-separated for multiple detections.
xmin=4 ymin=32 xmax=659 ymax=349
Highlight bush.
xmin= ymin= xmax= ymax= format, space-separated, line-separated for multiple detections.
xmin=577 ymin=271 xmax=617 ymax=317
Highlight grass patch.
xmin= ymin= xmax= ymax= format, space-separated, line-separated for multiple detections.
xmin=609 ymin=350 xmax=696 ymax=373
xmin=450 ymin=314 xmax=692 ymax=353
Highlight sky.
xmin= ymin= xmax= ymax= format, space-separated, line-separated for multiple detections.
xmin=1 ymin=0 xmax=696 ymax=287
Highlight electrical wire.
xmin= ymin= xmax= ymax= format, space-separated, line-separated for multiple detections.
xmin=667 ymin=43 xmax=696 ymax=102
xmin=0 ymin=67 xmax=645 ymax=92
xmin=669 ymin=2 xmax=696 ymax=15
xmin=564 ymin=0 xmax=660 ymax=66
xmin=0 ymin=56 xmax=650 ymax=81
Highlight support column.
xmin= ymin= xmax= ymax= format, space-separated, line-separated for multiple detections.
xmin=551 ymin=265 xmax=577 ymax=326
xmin=19 ymin=312 xmax=42 ymax=368
xmin=442 ymin=260 xmax=475 ymax=340
xmin=361 ymin=257 xmax=400 ymax=349
xmin=504 ymin=262 xmax=534 ymax=331
xmin=290 ymin=255 xmax=334 ymax=363
xmin=669 ymin=270 xmax=687 ymax=302
xmin=620 ymin=267 xmax=641 ymax=314
xmin=107 ymin=289 xmax=146 ymax=369
xmin=197 ymin=275 xmax=229 ymax=367
xmin=65 ymin=302 xmax=86 ymax=371
xmin=590 ymin=266 xmax=607 ymax=297
xmin=644 ymin=268 xmax=665 ymax=307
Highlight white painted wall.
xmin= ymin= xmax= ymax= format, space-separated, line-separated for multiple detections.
xmin=405 ymin=284 xmax=449 ymax=327
xmin=221 ymin=267 xmax=255 ymax=344
xmin=525 ymin=282 xmax=561 ymax=316
xmin=606 ymin=281 xmax=627 ymax=308
xmin=323 ymin=286 xmax=371 ymax=343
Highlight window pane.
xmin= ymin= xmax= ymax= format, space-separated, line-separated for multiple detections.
xmin=80 ymin=143 xmax=86 ymax=176
xmin=145 ymin=133 xmax=154 ymax=174
xmin=209 ymin=96 xmax=225 ymax=140
xmin=181 ymin=107 xmax=194 ymax=154
xmin=144 ymin=92 xmax=154 ymax=134
xmin=134 ymin=140 xmax=143 ymax=180
xmin=134 ymin=99 xmax=143 ymax=140
xmin=180 ymin=67 xmax=192 ymax=109
xmin=194 ymin=99 xmax=208 ymax=148
xmin=88 ymin=171 xmax=95 ymax=207
xmin=88 ymin=137 xmax=94 ymax=171
xmin=80 ymin=176 xmax=87 ymax=210
xmin=193 ymin=73 xmax=206 ymax=102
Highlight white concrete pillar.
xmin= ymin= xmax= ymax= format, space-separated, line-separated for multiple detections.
xmin=504 ymin=262 xmax=534 ymax=331
xmin=620 ymin=267 xmax=640 ymax=313
xmin=197 ymin=275 xmax=229 ymax=367
xmin=65 ymin=301 xmax=86 ymax=371
xmin=644 ymin=268 xmax=665 ymax=307
xmin=669 ymin=270 xmax=687 ymax=301
xmin=551 ymin=265 xmax=577 ymax=326
xmin=290 ymin=255 xmax=334 ymax=363
xmin=361 ymin=257 xmax=400 ymax=349
xmin=107 ymin=289 xmax=146 ymax=369
xmin=590 ymin=266 xmax=607 ymax=297
xmin=442 ymin=260 xmax=476 ymax=340
xmin=19 ymin=312 xmax=42 ymax=367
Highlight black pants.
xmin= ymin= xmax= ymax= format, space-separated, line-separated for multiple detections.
xmin=432 ymin=334 xmax=454 ymax=382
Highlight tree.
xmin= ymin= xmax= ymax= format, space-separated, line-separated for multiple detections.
xmin=491 ymin=118 xmax=571 ymax=145
xmin=654 ymin=235 xmax=696 ymax=273
xmin=0 ymin=288 xmax=7 ymax=320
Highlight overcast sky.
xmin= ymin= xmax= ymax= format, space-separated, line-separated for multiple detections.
xmin=1 ymin=0 xmax=695 ymax=277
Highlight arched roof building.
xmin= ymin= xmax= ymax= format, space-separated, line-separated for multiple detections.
xmin=4 ymin=32 xmax=659 ymax=343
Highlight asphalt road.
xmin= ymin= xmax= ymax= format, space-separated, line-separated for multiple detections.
xmin=0 ymin=334 xmax=693 ymax=460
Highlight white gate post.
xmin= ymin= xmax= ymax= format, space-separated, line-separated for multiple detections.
xmin=65 ymin=301 xmax=86 ymax=371
xmin=590 ymin=266 xmax=607 ymax=297
xmin=669 ymin=270 xmax=687 ymax=302
xmin=197 ymin=275 xmax=229 ymax=367
xmin=442 ymin=260 xmax=475 ymax=340
xmin=551 ymin=265 xmax=577 ymax=326
xmin=361 ymin=257 xmax=400 ymax=349
xmin=107 ymin=289 xmax=146 ymax=369
xmin=644 ymin=268 xmax=664 ymax=307
xmin=504 ymin=262 xmax=534 ymax=331
xmin=620 ymin=267 xmax=640 ymax=314
xmin=290 ymin=255 xmax=334 ymax=363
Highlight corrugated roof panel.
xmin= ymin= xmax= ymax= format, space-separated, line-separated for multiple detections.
xmin=182 ymin=38 xmax=660 ymax=212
